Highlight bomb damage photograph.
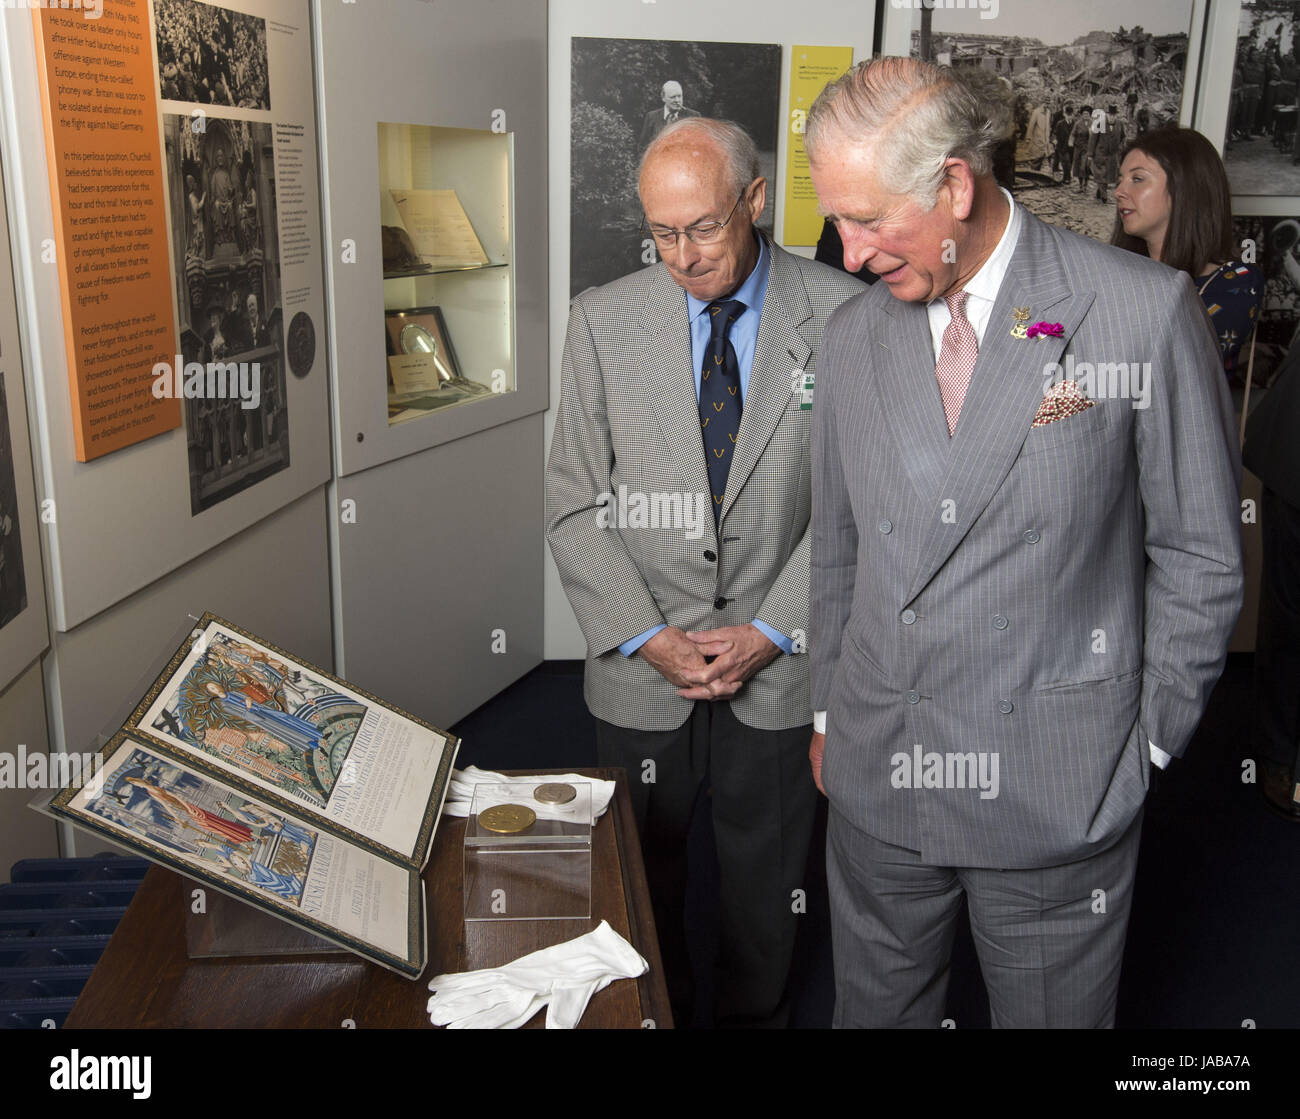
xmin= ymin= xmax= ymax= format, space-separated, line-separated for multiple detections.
xmin=912 ymin=0 xmax=1193 ymax=238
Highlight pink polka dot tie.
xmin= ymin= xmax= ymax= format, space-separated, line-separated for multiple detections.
xmin=935 ymin=291 xmax=978 ymax=436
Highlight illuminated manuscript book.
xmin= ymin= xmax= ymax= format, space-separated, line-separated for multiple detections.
xmin=42 ymin=613 xmax=459 ymax=978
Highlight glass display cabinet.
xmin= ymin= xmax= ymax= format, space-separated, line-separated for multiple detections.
xmin=378 ymin=123 xmax=514 ymax=427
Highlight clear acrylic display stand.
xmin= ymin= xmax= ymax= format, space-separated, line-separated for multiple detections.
xmin=463 ymin=781 xmax=592 ymax=921
xmin=184 ymin=879 xmax=340 ymax=959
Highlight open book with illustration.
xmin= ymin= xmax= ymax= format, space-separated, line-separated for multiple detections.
xmin=40 ymin=613 xmax=459 ymax=978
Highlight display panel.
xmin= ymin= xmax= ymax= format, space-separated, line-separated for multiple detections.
xmin=569 ymin=36 xmax=783 ymax=297
xmin=163 ymin=114 xmax=290 ymax=511
xmin=0 ymin=0 xmax=331 ymax=629
xmin=1223 ymin=0 xmax=1300 ymax=196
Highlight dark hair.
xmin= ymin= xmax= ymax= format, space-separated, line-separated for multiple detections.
xmin=1109 ymin=126 xmax=1234 ymax=277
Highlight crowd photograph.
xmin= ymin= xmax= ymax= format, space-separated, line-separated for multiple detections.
xmin=155 ymin=0 xmax=271 ymax=110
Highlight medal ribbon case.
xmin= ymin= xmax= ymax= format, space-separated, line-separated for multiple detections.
xmin=463 ymin=782 xmax=593 ymax=920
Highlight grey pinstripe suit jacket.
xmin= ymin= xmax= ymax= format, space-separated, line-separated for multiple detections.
xmin=811 ymin=208 xmax=1244 ymax=868
xmin=547 ymin=237 xmax=863 ymax=731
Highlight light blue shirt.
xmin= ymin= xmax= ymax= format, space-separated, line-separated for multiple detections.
xmin=620 ymin=236 xmax=791 ymax=659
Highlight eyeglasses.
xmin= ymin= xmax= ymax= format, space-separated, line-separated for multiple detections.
xmin=643 ymin=189 xmax=747 ymax=248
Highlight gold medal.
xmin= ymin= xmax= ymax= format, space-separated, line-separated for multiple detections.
xmin=1010 ymin=306 xmax=1031 ymax=339
xmin=534 ymin=782 xmax=577 ymax=805
xmin=478 ymin=803 xmax=537 ymax=834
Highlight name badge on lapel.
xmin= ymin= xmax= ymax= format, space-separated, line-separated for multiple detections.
xmin=796 ymin=370 xmax=814 ymax=410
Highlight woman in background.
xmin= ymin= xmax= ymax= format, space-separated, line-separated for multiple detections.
xmin=1111 ymin=126 xmax=1263 ymax=383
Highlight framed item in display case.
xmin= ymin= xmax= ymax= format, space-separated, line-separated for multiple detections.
xmin=382 ymin=306 xmax=489 ymax=410
xmin=385 ymin=306 xmax=460 ymax=385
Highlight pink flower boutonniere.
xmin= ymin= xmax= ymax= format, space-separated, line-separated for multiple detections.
xmin=1025 ymin=321 xmax=1064 ymax=340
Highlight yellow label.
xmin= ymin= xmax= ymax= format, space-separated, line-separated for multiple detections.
xmin=782 ymin=45 xmax=854 ymax=246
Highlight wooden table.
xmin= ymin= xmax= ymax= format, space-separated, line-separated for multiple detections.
xmin=64 ymin=768 xmax=672 ymax=1029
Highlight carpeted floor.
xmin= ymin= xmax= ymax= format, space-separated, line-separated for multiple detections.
xmin=448 ymin=654 xmax=1300 ymax=1028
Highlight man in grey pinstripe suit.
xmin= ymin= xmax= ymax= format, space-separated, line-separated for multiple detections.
xmin=805 ymin=59 xmax=1243 ymax=1028
xmin=547 ymin=118 xmax=862 ymax=1025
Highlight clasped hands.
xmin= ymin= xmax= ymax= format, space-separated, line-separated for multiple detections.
xmin=638 ymin=624 xmax=779 ymax=701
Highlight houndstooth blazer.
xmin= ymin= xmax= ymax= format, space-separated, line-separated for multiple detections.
xmin=547 ymin=235 xmax=863 ymax=731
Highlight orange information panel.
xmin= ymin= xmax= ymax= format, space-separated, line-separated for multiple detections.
xmin=32 ymin=0 xmax=180 ymax=461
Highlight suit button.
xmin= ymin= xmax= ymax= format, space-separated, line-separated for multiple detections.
xmin=905 ymin=690 xmax=920 ymax=704
xmin=998 ymin=699 xmax=1014 ymax=715
xmin=878 ymin=519 xmax=893 ymax=534
xmin=714 ymin=596 xmax=728 ymax=609
xmin=703 ymin=550 xmax=717 ymax=562
xmin=901 ymin=609 xmax=917 ymax=625
xmin=1023 ymin=529 xmax=1041 ymax=544
xmin=992 ymin=614 xmax=1009 ymax=630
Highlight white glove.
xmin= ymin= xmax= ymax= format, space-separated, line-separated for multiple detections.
xmin=427 ymin=920 xmax=648 ymax=1029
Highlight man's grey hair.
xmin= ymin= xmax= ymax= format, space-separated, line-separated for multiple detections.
xmin=805 ymin=57 xmax=1011 ymax=209
xmin=639 ymin=118 xmax=761 ymax=199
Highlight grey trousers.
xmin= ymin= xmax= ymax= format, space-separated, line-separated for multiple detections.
xmin=827 ymin=806 xmax=1143 ymax=1028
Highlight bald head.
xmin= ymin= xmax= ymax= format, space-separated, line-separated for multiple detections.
xmin=638 ymin=120 xmax=766 ymax=302
xmin=640 ymin=117 xmax=760 ymax=201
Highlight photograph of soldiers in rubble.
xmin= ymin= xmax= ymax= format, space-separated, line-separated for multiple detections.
xmin=911 ymin=0 xmax=1195 ymax=239
xmin=1225 ymin=0 xmax=1300 ymax=195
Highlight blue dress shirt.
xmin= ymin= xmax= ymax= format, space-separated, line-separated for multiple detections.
xmin=620 ymin=236 xmax=791 ymax=658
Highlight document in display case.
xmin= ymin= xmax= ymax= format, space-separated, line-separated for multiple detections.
xmin=389 ymin=189 xmax=489 ymax=270
xmin=35 ymin=613 xmax=459 ymax=978
xmin=378 ymin=122 xmax=515 ymax=427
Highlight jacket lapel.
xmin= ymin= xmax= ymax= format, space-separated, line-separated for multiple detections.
xmin=721 ymin=242 xmax=812 ymax=522
xmin=903 ymin=211 xmax=1097 ymax=605
xmin=874 ymin=299 xmax=952 ymax=504
xmin=636 ymin=267 xmax=715 ymax=531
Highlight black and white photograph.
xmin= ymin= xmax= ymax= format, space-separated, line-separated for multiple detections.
xmin=163 ymin=114 xmax=290 ymax=514
xmin=1233 ymin=214 xmax=1300 ymax=388
xmin=910 ymin=0 xmax=1195 ymax=239
xmin=0 ymin=380 xmax=26 ymax=632
xmin=570 ymin=36 xmax=782 ymax=296
xmin=155 ymin=0 xmax=271 ymax=111
xmin=1224 ymin=0 xmax=1300 ymax=196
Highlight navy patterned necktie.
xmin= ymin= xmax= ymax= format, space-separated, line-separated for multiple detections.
xmin=699 ymin=299 xmax=744 ymax=522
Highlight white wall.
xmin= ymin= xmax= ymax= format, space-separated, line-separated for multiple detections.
xmin=544 ymin=0 xmax=876 ymax=658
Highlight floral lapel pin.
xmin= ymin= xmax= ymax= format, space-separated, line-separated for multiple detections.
xmin=1010 ymin=307 xmax=1064 ymax=341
